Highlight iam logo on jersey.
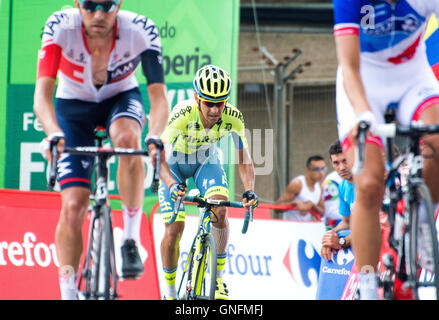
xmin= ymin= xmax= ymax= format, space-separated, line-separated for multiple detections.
xmin=283 ymin=239 xmax=321 ymax=287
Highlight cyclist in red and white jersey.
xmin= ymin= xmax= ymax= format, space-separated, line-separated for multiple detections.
xmin=333 ymin=0 xmax=439 ymax=299
xmin=34 ymin=0 xmax=179 ymax=299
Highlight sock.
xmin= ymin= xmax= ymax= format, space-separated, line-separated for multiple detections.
xmin=122 ymin=205 xmax=142 ymax=244
xmin=211 ymin=223 xmax=229 ymax=278
xmin=216 ymin=253 xmax=227 ymax=278
xmin=358 ymin=272 xmax=379 ymax=300
xmin=59 ymin=267 xmax=78 ymax=300
xmin=163 ymin=266 xmax=177 ymax=298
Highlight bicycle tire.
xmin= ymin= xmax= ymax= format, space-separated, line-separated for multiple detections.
xmin=98 ymin=205 xmax=112 ymax=299
xmin=190 ymin=233 xmax=217 ymax=300
xmin=406 ymin=181 xmax=439 ymax=300
xmin=89 ymin=208 xmax=103 ymax=299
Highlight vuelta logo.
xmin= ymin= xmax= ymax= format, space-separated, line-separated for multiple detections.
xmin=283 ymin=239 xmax=321 ymax=287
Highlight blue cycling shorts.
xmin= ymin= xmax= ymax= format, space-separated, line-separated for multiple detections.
xmin=55 ymin=87 xmax=145 ymax=190
xmin=158 ymin=147 xmax=229 ymax=223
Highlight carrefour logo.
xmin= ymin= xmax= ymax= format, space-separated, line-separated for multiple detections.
xmin=321 ymin=248 xmax=355 ymax=277
xmin=283 ymin=239 xmax=320 ymax=287
xmin=178 ymin=243 xmax=273 ymax=277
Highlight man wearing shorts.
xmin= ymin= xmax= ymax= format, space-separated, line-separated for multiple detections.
xmin=158 ymin=65 xmax=259 ymax=300
xmin=333 ymin=0 xmax=439 ymax=299
xmin=34 ymin=0 xmax=178 ymax=299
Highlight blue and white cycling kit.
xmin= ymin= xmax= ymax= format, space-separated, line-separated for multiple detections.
xmin=333 ymin=0 xmax=439 ymax=149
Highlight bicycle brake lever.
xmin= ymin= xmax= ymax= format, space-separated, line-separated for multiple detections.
xmin=151 ymin=149 xmax=161 ymax=193
xmin=47 ymin=142 xmax=59 ymax=190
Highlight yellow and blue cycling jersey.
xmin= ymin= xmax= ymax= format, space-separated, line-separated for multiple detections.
xmin=158 ymin=99 xmax=248 ymax=223
xmin=161 ymin=99 xmax=248 ymax=154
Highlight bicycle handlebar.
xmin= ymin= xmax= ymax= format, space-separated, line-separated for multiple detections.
xmin=374 ymin=122 xmax=439 ymax=138
xmin=46 ymin=145 xmax=157 ymax=191
xmin=353 ymin=121 xmax=439 ymax=175
xmin=151 ymin=148 xmax=161 ymax=193
xmin=64 ymin=146 xmax=150 ymax=156
xmin=352 ymin=120 xmax=369 ymax=176
xmin=47 ymin=140 xmax=59 ymax=191
xmin=169 ymin=195 xmax=253 ymax=234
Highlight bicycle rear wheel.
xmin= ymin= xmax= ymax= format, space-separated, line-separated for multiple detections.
xmin=190 ymin=233 xmax=217 ymax=300
xmin=406 ymin=181 xmax=439 ymax=300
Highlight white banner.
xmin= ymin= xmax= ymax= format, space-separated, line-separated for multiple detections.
xmin=153 ymin=212 xmax=326 ymax=300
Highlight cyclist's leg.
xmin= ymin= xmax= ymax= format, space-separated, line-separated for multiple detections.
xmin=55 ymin=99 xmax=95 ymax=299
xmin=342 ymin=139 xmax=385 ymax=300
xmin=397 ymin=68 xmax=439 ymax=204
xmin=107 ymin=88 xmax=146 ymax=277
xmin=108 ymin=88 xmax=146 ymax=244
xmin=398 ymin=76 xmax=439 ymax=280
xmin=194 ymin=150 xmax=230 ymax=299
xmin=159 ymin=152 xmax=187 ymax=299
xmin=337 ymin=69 xmax=386 ymax=299
xmin=56 ymin=187 xmax=90 ymax=299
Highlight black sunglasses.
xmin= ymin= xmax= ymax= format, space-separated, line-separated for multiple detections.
xmin=80 ymin=0 xmax=118 ymax=13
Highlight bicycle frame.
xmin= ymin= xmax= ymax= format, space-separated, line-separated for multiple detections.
xmin=77 ymin=133 xmax=118 ymax=299
xmin=48 ymin=128 xmax=157 ymax=300
xmin=174 ymin=195 xmax=251 ymax=300
xmin=356 ymin=120 xmax=439 ymax=299
xmin=180 ymin=206 xmax=214 ymax=299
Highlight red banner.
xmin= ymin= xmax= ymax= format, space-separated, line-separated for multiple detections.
xmin=0 ymin=189 xmax=160 ymax=300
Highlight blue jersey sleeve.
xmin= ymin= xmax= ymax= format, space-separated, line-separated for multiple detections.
xmin=333 ymin=0 xmax=364 ymax=36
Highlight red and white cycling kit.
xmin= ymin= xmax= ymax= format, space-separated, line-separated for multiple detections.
xmin=37 ymin=8 xmax=163 ymax=103
xmin=37 ymin=8 xmax=165 ymax=190
xmin=333 ymin=0 xmax=439 ymax=150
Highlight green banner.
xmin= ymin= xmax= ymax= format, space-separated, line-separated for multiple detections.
xmin=2 ymin=0 xmax=240 ymax=206
xmin=0 ymin=0 xmax=11 ymax=189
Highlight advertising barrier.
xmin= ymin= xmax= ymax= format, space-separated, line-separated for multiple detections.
xmin=0 ymin=189 xmax=328 ymax=300
xmin=152 ymin=204 xmax=326 ymax=300
xmin=315 ymin=230 xmax=357 ymax=300
xmin=0 ymin=189 xmax=160 ymax=300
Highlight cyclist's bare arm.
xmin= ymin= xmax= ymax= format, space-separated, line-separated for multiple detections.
xmin=147 ymin=83 xmax=169 ymax=137
xmin=145 ymin=82 xmax=177 ymax=186
xmin=336 ymin=35 xmax=374 ymax=142
xmin=160 ymin=161 xmax=180 ymax=190
xmin=335 ymin=35 xmax=371 ymax=115
xmin=34 ymin=76 xmax=65 ymax=162
xmin=237 ymin=147 xmax=256 ymax=207
xmin=34 ymin=76 xmax=61 ymax=135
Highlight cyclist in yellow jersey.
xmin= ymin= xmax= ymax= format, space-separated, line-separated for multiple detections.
xmin=158 ymin=65 xmax=259 ymax=300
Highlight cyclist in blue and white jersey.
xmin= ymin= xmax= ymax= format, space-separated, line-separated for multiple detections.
xmin=34 ymin=0 xmax=180 ymax=299
xmin=333 ymin=0 xmax=439 ymax=299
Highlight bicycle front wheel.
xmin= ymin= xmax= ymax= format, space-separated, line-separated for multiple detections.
xmin=98 ymin=205 xmax=114 ymax=299
xmin=406 ymin=181 xmax=439 ymax=300
xmin=190 ymin=233 xmax=217 ymax=300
